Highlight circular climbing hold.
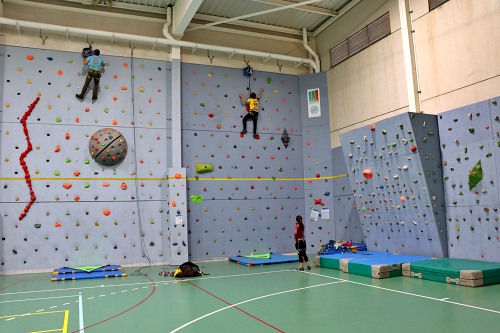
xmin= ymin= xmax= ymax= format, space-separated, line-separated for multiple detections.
xmin=410 ymin=145 xmax=417 ymax=152
xmin=121 ymin=182 xmax=128 ymax=190
xmin=400 ymin=196 xmax=406 ymax=202
xmin=362 ymin=169 xmax=373 ymax=179
xmin=370 ymin=124 xmax=376 ymax=131
xmin=89 ymin=128 xmax=128 ymax=167
xmin=27 ymin=55 xmax=34 ymax=60
xmin=103 ymin=210 xmax=111 ymax=216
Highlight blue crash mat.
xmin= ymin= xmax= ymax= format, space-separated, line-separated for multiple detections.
xmin=230 ymin=253 xmax=299 ymax=266
xmin=52 ymin=265 xmax=123 ymax=275
xmin=319 ymin=251 xmax=431 ymax=278
xmin=51 ymin=270 xmax=127 ymax=281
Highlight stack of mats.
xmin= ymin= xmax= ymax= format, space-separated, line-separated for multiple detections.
xmin=318 ymin=241 xmax=367 ymax=255
xmin=403 ymin=258 xmax=500 ymax=287
xmin=52 ymin=265 xmax=127 ymax=281
xmin=317 ymin=251 xmax=431 ymax=279
xmin=230 ymin=253 xmax=299 ymax=266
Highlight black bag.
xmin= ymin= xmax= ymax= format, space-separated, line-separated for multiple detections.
xmin=173 ymin=262 xmax=203 ymax=277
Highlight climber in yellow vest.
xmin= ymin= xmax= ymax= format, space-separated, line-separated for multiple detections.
xmin=239 ymin=88 xmax=264 ymax=139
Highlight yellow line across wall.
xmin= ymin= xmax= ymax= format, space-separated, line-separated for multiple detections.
xmin=0 ymin=174 xmax=347 ymax=181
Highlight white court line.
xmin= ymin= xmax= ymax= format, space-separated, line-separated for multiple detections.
xmin=0 ymin=295 xmax=79 ymax=304
xmin=0 ymin=269 xmax=294 ymax=297
xmin=169 ymin=279 xmax=346 ymax=333
xmin=304 ymin=271 xmax=500 ymax=315
xmin=78 ymin=293 xmax=85 ymax=333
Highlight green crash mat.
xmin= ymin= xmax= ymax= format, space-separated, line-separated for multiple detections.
xmin=403 ymin=258 xmax=500 ymax=287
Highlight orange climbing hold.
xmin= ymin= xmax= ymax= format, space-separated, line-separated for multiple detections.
xmin=54 ymin=145 xmax=61 ymax=152
xmin=121 ymin=183 xmax=128 ymax=190
xmin=27 ymin=55 xmax=34 ymax=60
xmin=174 ymin=173 xmax=182 ymax=179
xmin=73 ymin=171 xmax=80 ymax=177
xmin=120 ymin=86 xmax=128 ymax=90
xmin=74 ymin=196 xmax=80 ymax=201
xmin=103 ymin=209 xmax=111 ymax=216
xmin=54 ymin=222 xmax=62 ymax=227
xmin=57 ymin=70 xmax=63 ymax=75
xmin=171 ymin=201 xmax=177 ymax=207
xmin=102 ymin=183 xmax=110 ymax=187
xmin=65 ymin=133 xmax=71 ymax=140
xmin=63 ymin=183 xmax=72 ymax=189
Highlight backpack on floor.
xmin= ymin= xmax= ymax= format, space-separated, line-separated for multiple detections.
xmin=173 ymin=261 xmax=203 ymax=277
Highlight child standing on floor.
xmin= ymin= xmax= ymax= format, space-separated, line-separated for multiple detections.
xmin=294 ymin=215 xmax=311 ymax=271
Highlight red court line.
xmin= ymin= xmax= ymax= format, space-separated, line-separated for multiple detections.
xmin=0 ymin=281 xmax=22 ymax=293
xmin=72 ymin=275 xmax=157 ymax=333
xmin=185 ymin=280 xmax=285 ymax=333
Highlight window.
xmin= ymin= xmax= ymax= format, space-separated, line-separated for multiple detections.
xmin=429 ymin=0 xmax=450 ymax=11
xmin=330 ymin=12 xmax=391 ymax=67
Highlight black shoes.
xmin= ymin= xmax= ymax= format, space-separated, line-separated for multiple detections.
xmin=298 ymin=267 xmax=304 ymax=271
xmin=307 ymin=266 xmax=311 ymax=270
xmin=75 ymin=94 xmax=83 ymax=99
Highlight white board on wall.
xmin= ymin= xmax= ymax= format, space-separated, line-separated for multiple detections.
xmin=307 ymin=88 xmax=321 ymax=118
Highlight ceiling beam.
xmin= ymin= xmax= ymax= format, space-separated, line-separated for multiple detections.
xmin=312 ymin=0 xmax=362 ymax=36
xmin=193 ymin=13 xmax=303 ymax=36
xmin=250 ymin=0 xmax=337 ymax=16
xmin=171 ymin=0 xmax=203 ymax=37
xmin=186 ymin=0 xmax=324 ymax=32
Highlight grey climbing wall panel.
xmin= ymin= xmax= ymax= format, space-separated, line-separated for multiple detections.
xmin=340 ymin=113 xmax=448 ymax=257
xmin=181 ymin=63 xmax=305 ymax=260
xmin=438 ymin=97 xmax=500 ymax=261
xmin=331 ymin=147 xmax=364 ymax=243
xmin=0 ymin=46 xmax=172 ymax=273
xmin=299 ymin=72 xmax=335 ymax=252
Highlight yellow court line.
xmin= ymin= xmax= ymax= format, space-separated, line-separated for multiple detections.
xmin=0 ymin=174 xmax=348 ymax=182
xmin=0 ymin=310 xmax=67 ymax=319
xmin=30 ymin=328 xmax=63 ymax=333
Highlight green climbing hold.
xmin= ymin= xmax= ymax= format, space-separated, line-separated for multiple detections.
xmin=53 ymin=171 xmax=60 ymax=176
xmin=468 ymin=160 xmax=483 ymax=191
xmin=56 ymin=118 xmax=62 ymax=123
xmin=382 ymin=130 xmax=387 ymax=135
xmin=84 ymin=183 xmax=90 ymax=188
xmin=84 ymin=159 xmax=90 ymax=164
xmin=469 ymin=128 xmax=475 ymax=134
xmin=105 ymin=108 xmax=109 ymax=113
xmin=200 ymin=103 xmax=205 ymax=107
xmin=67 ymin=59 xmax=73 ymax=63
xmin=190 ymin=195 xmax=204 ymax=204
xmin=267 ymin=78 xmax=272 ymax=84
xmin=65 ymin=159 xmax=71 ymax=163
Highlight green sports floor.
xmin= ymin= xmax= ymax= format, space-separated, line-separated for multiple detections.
xmin=1 ymin=259 xmax=499 ymax=333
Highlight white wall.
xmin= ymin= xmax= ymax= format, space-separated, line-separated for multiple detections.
xmin=317 ymin=0 xmax=500 ymax=147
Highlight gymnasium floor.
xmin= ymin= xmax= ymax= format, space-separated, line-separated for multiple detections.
xmin=1 ymin=259 xmax=499 ymax=333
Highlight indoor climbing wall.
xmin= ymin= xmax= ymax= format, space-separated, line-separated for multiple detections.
xmin=0 ymin=45 xmax=4 ymax=266
xmin=331 ymin=147 xmax=364 ymax=243
xmin=299 ymin=72 xmax=338 ymax=251
xmin=340 ymin=113 xmax=448 ymax=257
xmin=437 ymin=97 xmax=500 ymax=261
xmin=181 ymin=63 xmax=304 ymax=260
xmin=0 ymin=45 xmax=172 ymax=273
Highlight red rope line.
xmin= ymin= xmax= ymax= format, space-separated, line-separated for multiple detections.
xmin=19 ymin=97 xmax=40 ymax=221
